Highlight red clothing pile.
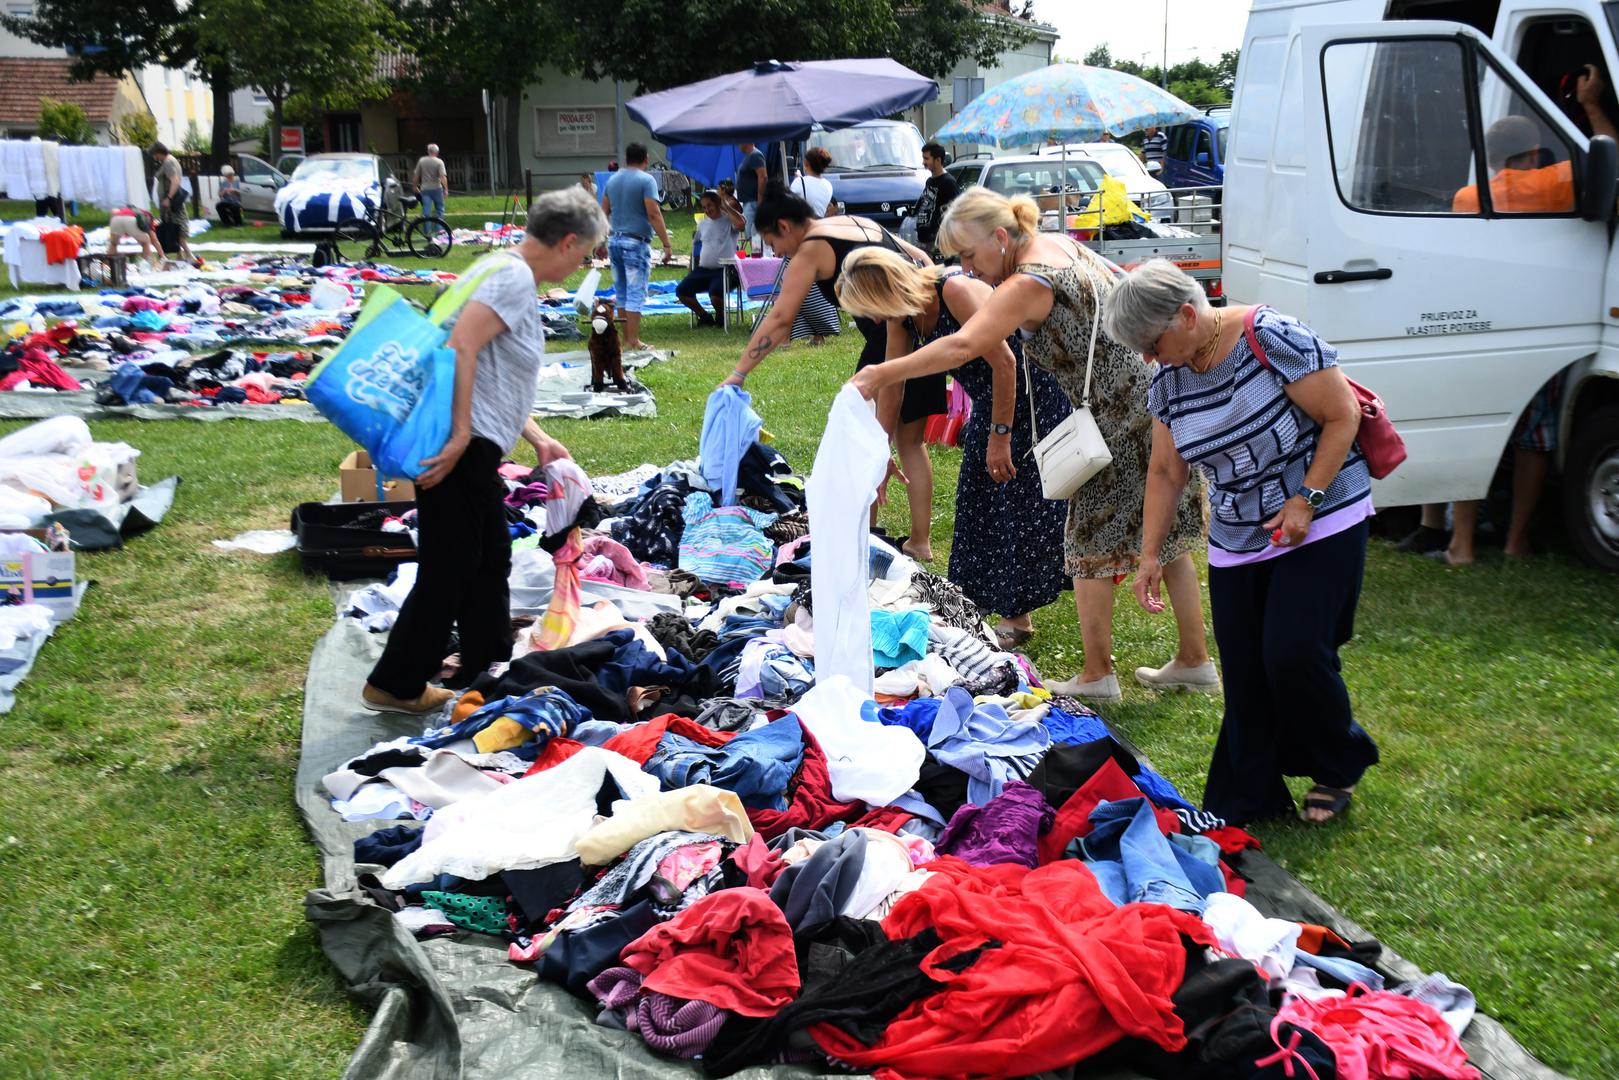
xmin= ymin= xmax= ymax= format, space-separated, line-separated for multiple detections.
xmin=812 ymin=858 xmax=1216 ymax=1079
xmin=620 ymin=887 xmax=799 ymax=1017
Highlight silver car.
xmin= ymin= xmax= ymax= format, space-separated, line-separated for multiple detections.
xmin=233 ymin=153 xmax=286 ymax=220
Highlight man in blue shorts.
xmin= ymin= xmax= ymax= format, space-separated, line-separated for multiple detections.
xmin=602 ymin=142 xmax=673 ymax=350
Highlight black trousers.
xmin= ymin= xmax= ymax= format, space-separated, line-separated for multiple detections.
xmin=368 ymin=437 xmax=512 ymax=699
xmin=1204 ymin=520 xmax=1378 ymax=824
xmin=217 ymin=201 xmax=242 ymax=227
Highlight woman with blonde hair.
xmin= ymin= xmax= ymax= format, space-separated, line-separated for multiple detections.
xmin=837 ymin=247 xmax=1072 ymax=647
xmin=849 ymin=187 xmax=1212 ymax=701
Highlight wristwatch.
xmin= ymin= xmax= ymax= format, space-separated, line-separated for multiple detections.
xmin=990 ymin=423 xmax=1013 ymax=436
xmin=1298 ymin=486 xmax=1327 ymax=509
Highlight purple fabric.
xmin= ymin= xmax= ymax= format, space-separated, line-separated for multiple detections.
xmin=504 ymin=481 xmax=549 ymax=510
xmin=588 ymin=965 xmax=644 ymax=1011
xmin=635 ymin=994 xmax=728 ymax=1057
xmin=935 ymin=780 xmax=1054 ymax=869
xmin=586 ymin=964 xmax=730 ymax=1058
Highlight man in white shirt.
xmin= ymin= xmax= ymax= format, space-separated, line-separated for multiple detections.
xmin=676 ymin=188 xmax=745 ymax=326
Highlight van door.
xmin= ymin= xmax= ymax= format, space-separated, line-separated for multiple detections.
xmin=1298 ymin=21 xmax=1608 ymax=506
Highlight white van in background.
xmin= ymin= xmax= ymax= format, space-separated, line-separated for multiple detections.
xmin=1227 ymin=0 xmax=1619 ymax=569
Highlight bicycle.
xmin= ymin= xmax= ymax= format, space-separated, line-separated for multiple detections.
xmin=331 ymin=197 xmax=455 ymax=262
xmin=650 ymin=162 xmax=694 ymax=211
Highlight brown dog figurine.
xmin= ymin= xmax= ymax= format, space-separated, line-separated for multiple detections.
xmin=587 ymin=297 xmax=630 ymax=391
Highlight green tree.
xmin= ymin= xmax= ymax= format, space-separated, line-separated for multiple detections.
xmin=554 ymin=0 xmax=1032 ymax=89
xmin=111 ymin=111 xmax=160 ymax=148
xmin=2 ymin=0 xmax=234 ymax=167
xmin=197 ymin=0 xmax=398 ymax=165
xmin=181 ymin=119 xmax=209 ymax=152
xmin=37 ymin=99 xmax=97 ymax=144
xmin=1078 ymin=44 xmax=1238 ymax=108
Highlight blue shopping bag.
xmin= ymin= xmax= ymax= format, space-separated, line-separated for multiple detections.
xmin=307 ymin=255 xmax=517 ymax=480
xmin=306 ymin=288 xmax=451 ymax=479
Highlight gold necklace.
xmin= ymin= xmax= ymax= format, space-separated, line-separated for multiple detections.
xmin=1188 ymin=308 xmax=1224 ymax=372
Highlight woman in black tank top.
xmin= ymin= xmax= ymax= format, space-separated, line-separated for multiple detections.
xmin=723 ymin=182 xmax=935 ymax=389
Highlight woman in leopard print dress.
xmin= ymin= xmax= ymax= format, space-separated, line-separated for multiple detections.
xmin=850 ymin=187 xmax=1212 ymax=702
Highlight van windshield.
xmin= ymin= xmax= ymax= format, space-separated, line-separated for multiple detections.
xmin=809 ymin=125 xmax=923 ymax=172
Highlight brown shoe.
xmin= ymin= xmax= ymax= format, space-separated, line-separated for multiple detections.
xmin=361 ymin=683 xmax=455 ymax=715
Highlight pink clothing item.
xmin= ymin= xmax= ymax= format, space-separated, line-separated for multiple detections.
xmin=1277 ymin=986 xmax=1481 ymax=1080
xmin=775 ymin=534 xmax=811 ymax=567
xmin=122 ymin=296 xmax=173 ymax=313
xmin=656 ymin=840 xmax=723 ymax=891
xmin=579 ymin=534 xmax=650 ymax=590
xmin=499 ymin=462 xmax=533 ymax=480
xmin=535 ymin=527 xmax=583 ymax=651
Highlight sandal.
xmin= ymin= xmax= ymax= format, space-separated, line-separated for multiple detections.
xmin=994 ymin=624 xmax=1033 ymax=650
xmin=1301 ymin=784 xmax=1354 ymax=824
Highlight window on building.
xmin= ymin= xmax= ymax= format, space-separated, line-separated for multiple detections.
xmin=951 ymin=77 xmax=985 ymax=115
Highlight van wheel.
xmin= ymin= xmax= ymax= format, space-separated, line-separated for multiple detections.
xmin=1563 ymin=403 xmax=1619 ymax=572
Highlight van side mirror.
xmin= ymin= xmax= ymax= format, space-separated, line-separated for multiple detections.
xmin=1582 ymin=134 xmax=1618 ymax=222
xmin=1195 ymin=151 xmax=1212 ymax=167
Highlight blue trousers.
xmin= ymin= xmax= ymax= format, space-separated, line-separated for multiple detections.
xmin=419 ymin=187 xmax=445 ymax=219
xmin=1204 ymin=521 xmax=1378 ymax=824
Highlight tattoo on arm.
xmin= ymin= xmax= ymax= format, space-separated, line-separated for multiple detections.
xmin=746 ymin=335 xmax=775 ymax=361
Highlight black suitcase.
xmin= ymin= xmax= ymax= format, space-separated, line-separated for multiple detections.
xmin=156 ymin=218 xmax=181 ymax=255
xmin=291 ymin=501 xmax=418 ymax=580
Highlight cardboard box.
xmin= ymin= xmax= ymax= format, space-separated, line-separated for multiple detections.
xmin=339 ymin=451 xmax=416 ymax=503
xmin=0 ymin=550 xmax=79 ymax=622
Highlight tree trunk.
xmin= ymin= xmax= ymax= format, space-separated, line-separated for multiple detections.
xmin=207 ymin=63 xmax=233 ymax=171
xmin=269 ymin=97 xmax=284 ymax=169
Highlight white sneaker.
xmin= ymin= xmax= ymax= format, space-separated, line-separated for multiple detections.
xmin=1134 ymin=659 xmax=1221 ymax=693
xmin=1045 ymin=672 xmax=1122 ymax=701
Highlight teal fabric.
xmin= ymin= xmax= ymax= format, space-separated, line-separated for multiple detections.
xmin=870 ymin=607 xmax=929 ymax=669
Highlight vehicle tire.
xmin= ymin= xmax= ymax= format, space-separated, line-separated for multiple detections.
xmin=333 ymin=217 xmax=378 ymax=263
xmin=407 ymin=216 xmax=453 ymax=259
xmin=1562 ymin=402 xmax=1619 ymax=572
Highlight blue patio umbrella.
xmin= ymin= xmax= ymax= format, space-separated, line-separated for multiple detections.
xmin=935 ymin=64 xmax=1200 ymax=148
xmin=627 ymin=59 xmax=939 ymax=145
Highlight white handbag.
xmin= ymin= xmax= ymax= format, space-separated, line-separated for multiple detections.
xmin=1027 ymin=262 xmax=1113 ymax=500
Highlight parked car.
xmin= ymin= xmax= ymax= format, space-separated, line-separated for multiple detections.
xmin=1160 ymin=106 xmax=1230 ymax=190
xmin=945 ymin=154 xmax=1107 ymax=209
xmin=803 ymin=119 xmax=927 ymax=228
xmin=232 ymin=153 xmax=286 ymax=221
xmin=1038 ymin=141 xmax=1177 ymax=217
xmin=274 ymin=153 xmax=406 ymax=235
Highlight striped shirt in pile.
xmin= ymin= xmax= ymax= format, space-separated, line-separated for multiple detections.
xmin=1147 ymin=307 xmax=1373 ymax=567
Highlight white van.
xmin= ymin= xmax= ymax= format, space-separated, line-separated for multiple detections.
xmin=1227 ymin=0 xmax=1619 ymax=569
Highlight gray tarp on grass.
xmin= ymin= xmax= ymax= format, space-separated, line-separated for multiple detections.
xmin=0 ymin=349 xmax=666 ymax=423
xmin=297 ymin=616 xmax=1571 ymax=1080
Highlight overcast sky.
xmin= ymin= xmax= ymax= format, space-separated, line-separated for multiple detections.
xmin=1033 ymin=0 xmax=1252 ymax=67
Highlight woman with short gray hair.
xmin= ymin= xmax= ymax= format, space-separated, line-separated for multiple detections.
xmin=360 ymin=185 xmax=607 ymax=717
xmin=1106 ymin=258 xmax=1377 ymax=826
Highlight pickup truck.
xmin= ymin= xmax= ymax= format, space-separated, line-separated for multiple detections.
xmin=946 ymin=152 xmax=1225 ymax=299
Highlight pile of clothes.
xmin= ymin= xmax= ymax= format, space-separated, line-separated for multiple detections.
xmin=325 ymin=389 xmax=1485 ymax=1080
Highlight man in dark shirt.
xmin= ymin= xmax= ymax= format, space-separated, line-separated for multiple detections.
xmin=736 ymin=142 xmax=767 ymax=243
xmin=912 ymin=142 xmax=959 ymax=257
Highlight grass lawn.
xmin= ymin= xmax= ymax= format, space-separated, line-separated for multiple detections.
xmin=0 ymin=195 xmax=1615 ymax=1077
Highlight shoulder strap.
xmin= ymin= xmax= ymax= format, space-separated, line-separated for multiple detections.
xmin=1243 ymin=305 xmax=1273 ymax=371
xmin=426 ymin=251 xmax=519 ymax=326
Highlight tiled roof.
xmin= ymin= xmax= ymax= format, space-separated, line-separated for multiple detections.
xmin=0 ymin=58 xmax=124 ymax=125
